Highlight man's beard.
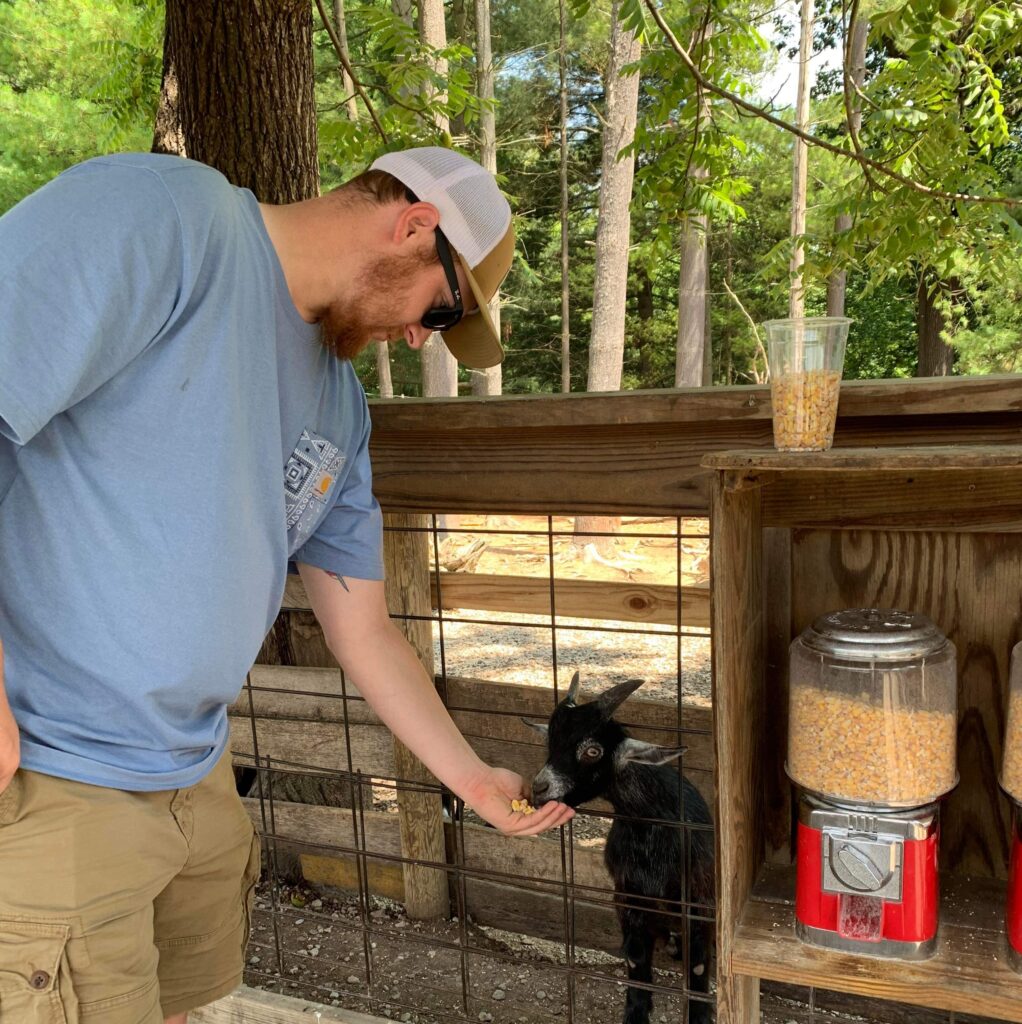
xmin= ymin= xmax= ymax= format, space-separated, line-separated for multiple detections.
xmin=318 ymin=247 xmax=439 ymax=361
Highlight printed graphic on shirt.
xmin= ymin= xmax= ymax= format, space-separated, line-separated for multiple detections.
xmin=284 ymin=429 xmax=344 ymax=552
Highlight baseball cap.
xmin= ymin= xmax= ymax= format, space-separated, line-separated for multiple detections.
xmin=369 ymin=147 xmax=514 ymax=369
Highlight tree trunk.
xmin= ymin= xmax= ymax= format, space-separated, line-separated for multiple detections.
xmin=449 ymin=0 xmax=471 ymax=142
xmin=376 ymin=342 xmax=394 ymax=397
xmin=559 ymin=0 xmax=571 ymax=394
xmin=788 ymin=0 xmax=813 ymax=318
xmin=576 ymin=3 xmax=640 ymax=557
xmin=418 ymin=0 xmax=459 ymax=397
xmin=586 ymin=0 xmax=641 ymax=393
xmin=153 ymin=0 xmax=318 ymax=203
xmin=336 ymin=0 xmax=395 ymax=394
xmin=917 ymin=272 xmax=955 ymax=376
xmin=827 ymin=15 xmax=867 ymax=316
xmin=676 ymin=25 xmax=711 ymax=388
xmin=155 ymin=0 xmax=336 ymax=813
xmin=334 ymin=0 xmax=359 ymax=122
xmin=470 ymin=0 xmax=502 ymax=397
xmin=676 ymin=215 xmax=708 ymax=386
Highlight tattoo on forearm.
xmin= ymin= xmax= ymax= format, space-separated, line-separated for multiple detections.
xmin=326 ymin=572 xmax=350 ymax=593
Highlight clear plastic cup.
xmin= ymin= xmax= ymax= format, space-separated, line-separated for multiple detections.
xmin=764 ymin=317 xmax=851 ymax=452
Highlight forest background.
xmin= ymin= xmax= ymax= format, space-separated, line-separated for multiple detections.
xmin=1 ymin=0 xmax=1020 ymax=399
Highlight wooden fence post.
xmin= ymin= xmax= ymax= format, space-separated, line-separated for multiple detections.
xmin=383 ymin=512 xmax=450 ymax=920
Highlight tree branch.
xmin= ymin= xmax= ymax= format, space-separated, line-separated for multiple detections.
xmin=313 ymin=0 xmax=388 ymax=143
xmin=640 ymin=0 xmax=1020 ymax=207
xmin=722 ymin=275 xmax=768 ymax=383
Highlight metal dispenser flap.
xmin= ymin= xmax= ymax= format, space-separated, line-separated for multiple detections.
xmin=823 ymin=829 xmax=903 ymax=901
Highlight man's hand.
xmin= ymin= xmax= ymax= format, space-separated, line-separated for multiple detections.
xmin=461 ymin=764 xmax=574 ymax=836
xmin=0 ymin=640 xmax=18 ymax=796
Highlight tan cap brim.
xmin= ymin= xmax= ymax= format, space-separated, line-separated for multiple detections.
xmin=441 ymin=222 xmax=515 ymax=369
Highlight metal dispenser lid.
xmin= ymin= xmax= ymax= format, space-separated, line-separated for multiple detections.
xmin=802 ymin=609 xmax=948 ymax=661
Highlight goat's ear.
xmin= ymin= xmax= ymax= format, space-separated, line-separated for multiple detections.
xmin=616 ymin=738 xmax=687 ymax=767
xmin=595 ymin=678 xmax=645 ymax=719
xmin=564 ymin=670 xmax=581 ymax=706
xmin=520 ymin=717 xmax=549 ymax=738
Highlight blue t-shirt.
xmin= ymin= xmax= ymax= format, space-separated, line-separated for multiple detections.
xmin=0 ymin=153 xmax=384 ymax=791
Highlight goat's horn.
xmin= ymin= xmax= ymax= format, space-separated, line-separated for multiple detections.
xmin=564 ymin=670 xmax=581 ymax=706
xmin=595 ymin=678 xmax=645 ymax=718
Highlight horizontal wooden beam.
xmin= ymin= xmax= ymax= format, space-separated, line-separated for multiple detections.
xmin=191 ymin=986 xmax=387 ymax=1024
xmin=232 ymin=665 xmax=715 ymax=777
xmin=283 ymin=573 xmax=711 ymax=629
xmin=367 ymin=380 xmax=1022 ymax=515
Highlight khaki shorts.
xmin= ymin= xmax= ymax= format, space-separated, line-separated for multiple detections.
xmin=0 ymin=751 xmax=261 ymax=1023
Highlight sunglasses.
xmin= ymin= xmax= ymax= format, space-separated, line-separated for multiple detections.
xmin=406 ymin=189 xmax=464 ymax=333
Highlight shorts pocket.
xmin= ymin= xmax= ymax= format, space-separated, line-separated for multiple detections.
xmin=0 ymin=771 xmax=22 ymax=827
xmin=0 ymin=918 xmax=80 ymax=1024
xmin=240 ymin=829 xmax=262 ymax=953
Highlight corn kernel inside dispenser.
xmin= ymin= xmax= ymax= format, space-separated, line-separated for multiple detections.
xmin=787 ymin=609 xmax=958 ymax=807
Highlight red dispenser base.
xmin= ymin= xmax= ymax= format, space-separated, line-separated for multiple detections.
xmin=795 ymin=794 xmax=939 ymax=959
xmin=1008 ymin=809 xmax=1022 ymax=972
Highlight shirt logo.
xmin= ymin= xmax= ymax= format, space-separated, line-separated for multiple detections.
xmin=285 ymin=429 xmax=343 ymax=550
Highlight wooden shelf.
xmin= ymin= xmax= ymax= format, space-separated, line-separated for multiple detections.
xmin=732 ymin=865 xmax=1022 ymax=1022
xmin=702 ymin=444 xmax=1022 ymax=473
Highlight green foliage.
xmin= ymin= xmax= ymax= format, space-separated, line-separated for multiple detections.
xmin=2 ymin=0 xmax=1021 ymax=395
xmin=0 ymin=0 xmax=160 ymax=213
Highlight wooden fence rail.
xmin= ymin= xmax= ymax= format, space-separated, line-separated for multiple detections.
xmin=282 ymin=572 xmax=711 ymax=629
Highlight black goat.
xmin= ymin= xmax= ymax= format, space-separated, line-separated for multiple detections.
xmin=524 ymin=672 xmax=714 ymax=1024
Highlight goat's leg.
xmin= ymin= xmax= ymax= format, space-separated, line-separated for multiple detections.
xmin=619 ymin=909 xmax=655 ymax=1024
xmin=666 ymin=921 xmax=712 ymax=1022
xmin=685 ymin=914 xmax=713 ymax=1024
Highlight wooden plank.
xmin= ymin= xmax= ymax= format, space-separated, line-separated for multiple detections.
xmin=230 ymin=667 xmax=716 ymax=811
xmin=368 ymin=386 xmax=1022 ymax=516
xmin=761 ymin=469 xmax=1022 ymax=532
xmin=239 ymin=799 xmax=613 ymax=892
xmin=710 ymin=475 xmax=764 ymax=1024
xmin=792 ymin=529 xmax=1020 ymax=878
xmin=381 ymin=512 xmax=449 ymax=920
xmin=762 ymin=528 xmax=793 ymax=864
xmin=231 ymin=714 xmax=715 ymax=817
xmin=191 ymin=984 xmax=388 ymax=1024
xmin=733 ymin=867 xmax=1022 ymax=1023
xmin=240 ymin=799 xmax=628 ymax=955
xmin=703 ymin=444 xmax=1022 ymax=472
xmin=283 ymin=572 xmax=712 ymax=629
xmin=369 ymin=376 xmax=1022 ymax=433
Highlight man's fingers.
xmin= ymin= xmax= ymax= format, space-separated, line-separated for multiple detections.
xmin=504 ymin=801 xmax=574 ymax=836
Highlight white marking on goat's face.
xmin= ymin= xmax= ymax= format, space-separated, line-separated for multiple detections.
xmin=576 ymin=739 xmax=603 ymax=764
xmin=531 ymin=764 xmax=571 ymax=803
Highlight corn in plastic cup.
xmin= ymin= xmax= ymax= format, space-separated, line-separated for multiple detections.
xmin=764 ymin=317 xmax=851 ymax=452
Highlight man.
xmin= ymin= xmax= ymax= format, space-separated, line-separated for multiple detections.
xmin=0 ymin=147 xmax=573 ymax=1024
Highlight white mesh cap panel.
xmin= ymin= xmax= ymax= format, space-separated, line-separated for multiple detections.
xmin=369 ymin=148 xmax=512 ymax=269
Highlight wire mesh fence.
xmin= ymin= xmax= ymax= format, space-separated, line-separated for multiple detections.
xmin=229 ymin=512 xmax=1002 ymax=1024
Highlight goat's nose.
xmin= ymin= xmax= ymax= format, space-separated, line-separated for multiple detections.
xmin=531 ymin=777 xmax=550 ymax=801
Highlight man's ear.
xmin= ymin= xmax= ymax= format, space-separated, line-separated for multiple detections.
xmin=394 ymin=200 xmax=440 ymax=246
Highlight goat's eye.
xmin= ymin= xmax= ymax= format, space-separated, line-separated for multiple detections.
xmin=581 ymin=744 xmax=602 ymax=762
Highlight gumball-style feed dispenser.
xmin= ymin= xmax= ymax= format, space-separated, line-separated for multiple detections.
xmin=787 ymin=609 xmax=958 ymax=959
